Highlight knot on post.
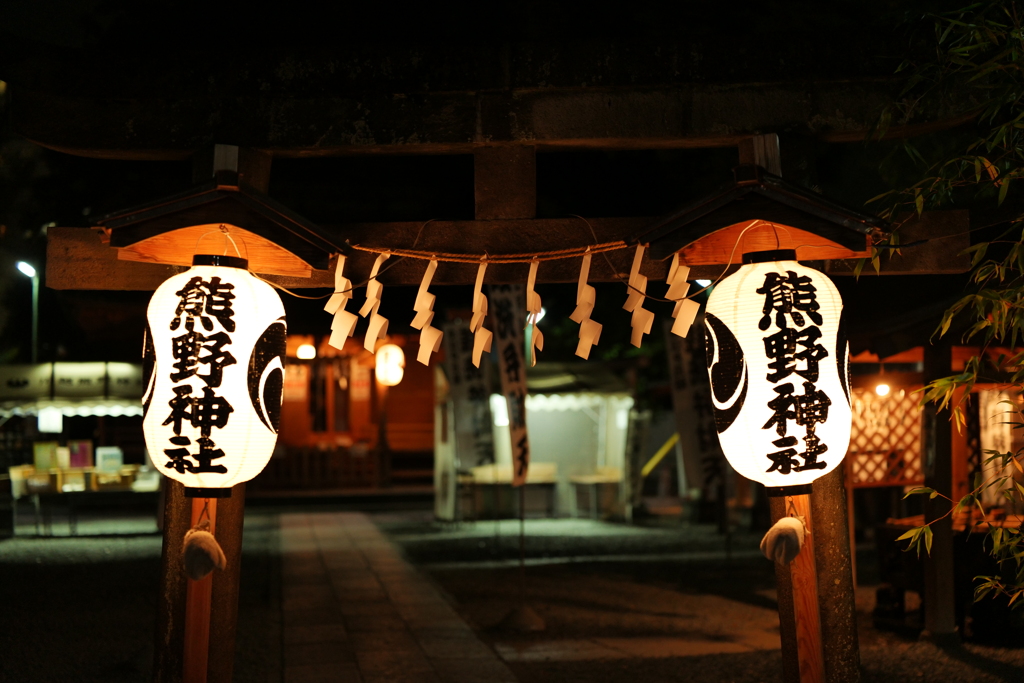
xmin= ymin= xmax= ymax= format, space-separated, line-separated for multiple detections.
xmin=183 ymin=519 xmax=227 ymax=580
xmin=760 ymin=515 xmax=807 ymax=564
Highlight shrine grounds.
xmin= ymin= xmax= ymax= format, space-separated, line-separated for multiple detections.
xmin=1 ymin=505 xmax=1023 ymax=683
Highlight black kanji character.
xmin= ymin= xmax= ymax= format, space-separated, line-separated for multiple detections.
xmin=494 ymin=298 xmax=516 ymax=337
xmin=507 ymin=389 xmax=526 ymax=429
xmin=763 ymin=326 xmax=828 ymax=383
xmin=793 ymin=381 xmax=831 ymax=428
xmin=502 ymin=342 xmax=521 ymax=383
xmin=763 ymin=383 xmax=797 ymax=436
xmin=163 ymin=385 xmax=233 ymax=436
xmin=190 ymin=436 xmax=229 ymax=474
xmin=164 ymin=435 xmax=195 ymax=473
xmin=756 ymin=271 xmax=823 ymax=331
xmin=766 ymin=436 xmax=800 ymax=474
xmin=163 ymin=385 xmax=195 ymax=435
xmin=793 ymin=431 xmax=828 ymax=472
xmin=170 ymin=330 xmax=237 ymax=387
xmin=514 ymin=433 xmax=529 ymax=477
xmin=162 ymin=435 xmax=229 ymax=474
xmin=192 ymin=387 xmax=234 ymax=437
xmin=170 ymin=276 xmax=237 ymax=333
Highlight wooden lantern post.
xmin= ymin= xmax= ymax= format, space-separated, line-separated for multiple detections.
xmin=634 ymin=135 xmax=866 ymax=683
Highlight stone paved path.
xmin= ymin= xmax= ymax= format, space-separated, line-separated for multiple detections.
xmin=280 ymin=512 xmax=518 ymax=683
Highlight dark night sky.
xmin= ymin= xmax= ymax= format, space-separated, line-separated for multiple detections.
xmin=0 ymin=1 xmax=983 ymax=365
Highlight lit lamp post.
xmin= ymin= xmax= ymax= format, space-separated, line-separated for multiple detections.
xmin=375 ymin=343 xmax=405 ymax=487
xmin=16 ymin=261 xmax=39 ymax=364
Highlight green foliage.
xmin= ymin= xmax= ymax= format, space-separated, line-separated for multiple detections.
xmin=878 ymin=1 xmax=1024 ymax=608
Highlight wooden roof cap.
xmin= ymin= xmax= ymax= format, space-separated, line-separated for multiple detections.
xmin=632 ymin=164 xmax=889 ymax=262
xmin=93 ymin=173 xmax=348 ymax=273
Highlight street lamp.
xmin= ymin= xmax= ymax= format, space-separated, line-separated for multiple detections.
xmin=16 ymin=261 xmax=38 ymax=364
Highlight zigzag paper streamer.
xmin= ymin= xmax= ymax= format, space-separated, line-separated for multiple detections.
xmin=470 ymin=261 xmax=493 ymax=367
xmin=360 ymin=252 xmax=390 ymax=352
xmin=666 ymin=253 xmax=700 ymax=337
xmin=623 ymin=244 xmax=653 ymax=347
xmin=569 ymin=250 xmax=602 ymax=359
xmin=526 ymin=260 xmax=544 ymax=366
xmin=411 ymin=259 xmax=443 ymax=365
xmin=325 ymin=255 xmax=359 ymax=350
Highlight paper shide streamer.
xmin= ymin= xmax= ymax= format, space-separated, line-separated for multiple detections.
xmin=469 ymin=261 xmax=493 ymax=367
xmin=325 ymin=255 xmax=358 ymax=350
xmin=666 ymin=253 xmax=700 ymax=338
xmin=359 ymin=252 xmax=391 ymax=352
xmin=623 ymin=245 xmax=654 ymax=347
xmin=410 ymin=259 xmax=444 ymax=365
xmin=526 ymin=261 xmax=544 ymax=366
xmin=569 ymin=250 xmax=602 ymax=359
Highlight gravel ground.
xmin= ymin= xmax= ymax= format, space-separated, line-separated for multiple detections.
xmin=3 ymin=509 xmax=1022 ymax=683
xmin=382 ymin=514 xmax=1024 ymax=683
xmin=0 ymin=512 xmax=279 ymax=683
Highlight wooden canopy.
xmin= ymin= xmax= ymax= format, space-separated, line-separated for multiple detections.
xmin=633 ymin=164 xmax=887 ymax=262
xmin=94 ymin=173 xmax=348 ymax=277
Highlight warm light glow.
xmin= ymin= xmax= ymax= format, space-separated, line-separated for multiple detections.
xmin=375 ymin=344 xmax=405 ymax=386
xmin=704 ymin=255 xmax=851 ymax=488
xmin=490 ymin=394 xmax=510 ymax=427
xmin=875 ymin=383 xmax=891 ymax=397
xmin=143 ymin=258 xmax=286 ymax=490
xmin=16 ymin=261 xmax=36 ymax=278
xmin=296 ymin=343 xmax=316 ymax=360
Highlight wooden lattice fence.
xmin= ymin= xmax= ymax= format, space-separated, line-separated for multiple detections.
xmin=847 ymin=387 xmax=924 ymax=488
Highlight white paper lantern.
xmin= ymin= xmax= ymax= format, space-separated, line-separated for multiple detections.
xmin=142 ymin=255 xmax=286 ymax=493
xmin=704 ymin=250 xmax=851 ymax=489
xmin=375 ymin=344 xmax=405 ymax=386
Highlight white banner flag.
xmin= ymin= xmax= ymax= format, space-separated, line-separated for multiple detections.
xmin=488 ymin=284 xmax=530 ymax=487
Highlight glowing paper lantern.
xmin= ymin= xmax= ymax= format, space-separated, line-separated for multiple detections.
xmin=703 ymin=250 xmax=850 ymax=489
xmin=375 ymin=344 xmax=405 ymax=386
xmin=142 ymin=255 xmax=286 ymax=493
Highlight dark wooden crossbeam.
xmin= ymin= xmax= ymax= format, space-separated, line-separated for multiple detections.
xmin=16 ymin=83 xmax=972 ymax=160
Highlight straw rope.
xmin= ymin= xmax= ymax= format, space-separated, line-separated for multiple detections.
xmin=348 ymin=240 xmax=630 ymax=263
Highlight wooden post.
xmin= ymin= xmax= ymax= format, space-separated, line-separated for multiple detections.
xmin=769 ymin=492 xmax=824 ymax=683
xmin=922 ymin=342 xmax=956 ymax=639
xmin=207 ymin=484 xmax=246 ymax=683
xmin=154 ymin=481 xmax=190 ymax=683
xmin=756 ymin=133 xmax=859 ymax=682
xmin=153 ymin=483 xmax=246 ymax=683
xmin=473 ymin=146 xmax=536 ymax=220
xmin=738 ymin=134 xmax=782 ymax=175
xmin=183 ymin=498 xmax=217 ymax=683
xmin=811 ymin=467 xmax=860 ymax=682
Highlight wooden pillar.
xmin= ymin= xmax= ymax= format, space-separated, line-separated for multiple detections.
xmin=811 ymin=468 xmax=859 ymax=682
xmin=153 ymin=483 xmax=246 ymax=683
xmin=192 ymin=144 xmax=272 ymax=192
xmin=154 ymin=481 xmax=190 ymax=683
xmin=752 ymin=132 xmax=860 ymax=680
xmin=183 ymin=498 xmax=218 ymax=683
xmin=769 ymin=492 xmax=824 ymax=683
xmin=207 ymin=484 xmax=246 ymax=683
xmin=474 ymin=146 xmax=536 ymax=220
xmin=922 ymin=342 xmax=956 ymax=639
xmin=738 ymin=134 xmax=782 ymax=175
